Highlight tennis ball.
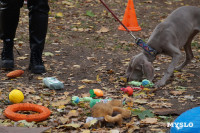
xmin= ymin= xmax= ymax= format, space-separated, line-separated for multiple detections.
xmin=9 ymin=89 xmax=24 ymax=104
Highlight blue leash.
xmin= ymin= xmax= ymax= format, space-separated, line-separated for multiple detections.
xmin=136 ymin=38 xmax=157 ymax=56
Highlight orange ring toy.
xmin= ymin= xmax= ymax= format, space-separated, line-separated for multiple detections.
xmin=4 ymin=103 xmax=51 ymax=122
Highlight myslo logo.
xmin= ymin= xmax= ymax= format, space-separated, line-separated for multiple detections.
xmin=167 ymin=122 xmax=193 ymax=129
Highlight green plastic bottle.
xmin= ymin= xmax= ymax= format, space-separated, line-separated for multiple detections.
xmin=90 ymin=99 xmax=112 ymax=108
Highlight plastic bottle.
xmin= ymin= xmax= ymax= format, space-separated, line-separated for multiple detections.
xmin=90 ymin=99 xmax=112 ymax=108
xmin=43 ymin=77 xmax=64 ymax=90
xmin=72 ymin=96 xmax=93 ymax=104
xmin=170 ymin=106 xmax=200 ymax=133
xmin=86 ymin=117 xmax=104 ymax=123
xmin=128 ymin=81 xmax=142 ymax=86
xmin=128 ymin=79 xmax=154 ymax=87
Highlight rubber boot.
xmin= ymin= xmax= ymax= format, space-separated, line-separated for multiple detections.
xmin=0 ymin=0 xmax=22 ymax=69
xmin=28 ymin=0 xmax=49 ymax=74
xmin=1 ymin=39 xmax=14 ymax=69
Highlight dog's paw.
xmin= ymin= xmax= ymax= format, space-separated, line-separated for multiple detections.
xmin=154 ymin=80 xmax=166 ymax=88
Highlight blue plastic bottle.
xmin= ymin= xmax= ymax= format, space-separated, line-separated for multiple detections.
xmin=43 ymin=77 xmax=64 ymax=90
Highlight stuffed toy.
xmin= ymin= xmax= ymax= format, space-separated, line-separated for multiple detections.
xmin=89 ymin=99 xmax=131 ymax=126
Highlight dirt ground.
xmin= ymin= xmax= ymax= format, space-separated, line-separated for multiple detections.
xmin=1 ymin=0 xmax=200 ymax=133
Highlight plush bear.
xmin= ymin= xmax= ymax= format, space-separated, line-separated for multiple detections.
xmin=90 ymin=100 xmax=131 ymax=126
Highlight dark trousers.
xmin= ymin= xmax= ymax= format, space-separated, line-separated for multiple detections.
xmin=0 ymin=0 xmax=49 ymax=51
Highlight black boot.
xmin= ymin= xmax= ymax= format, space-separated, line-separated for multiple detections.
xmin=0 ymin=0 xmax=22 ymax=69
xmin=1 ymin=39 xmax=14 ymax=69
xmin=29 ymin=51 xmax=46 ymax=74
xmin=28 ymin=0 xmax=49 ymax=74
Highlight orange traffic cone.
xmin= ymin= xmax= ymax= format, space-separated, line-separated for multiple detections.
xmin=118 ymin=0 xmax=141 ymax=31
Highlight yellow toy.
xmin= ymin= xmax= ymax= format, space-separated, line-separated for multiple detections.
xmin=9 ymin=89 xmax=24 ymax=104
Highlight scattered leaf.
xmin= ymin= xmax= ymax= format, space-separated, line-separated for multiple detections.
xmin=132 ymin=109 xmax=154 ymax=120
xmin=43 ymin=52 xmax=54 ymax=56
xmin=140 ymin=118 xmax=158 ymax=124
xmin=170 ymin=90 xmax=185 ymax=95
xmin=67 ymin=110 xmax=79 ymax=118
xmin=81 ymin=79 xmax=96 ymax=84
xmin=16 ymin=120 xmax=35 ymax=127
xmin=17 ymin=56 xmax=27 ymax=60
xmin=56 ymin=12 xmax=64 ymax=18
xmin=86 ymin=10 xmax=95 ymax=17
xmin=96 ymin=27 xmax=109 ymax=33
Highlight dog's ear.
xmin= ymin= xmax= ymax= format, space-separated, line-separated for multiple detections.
xmin=142 ymin=60 xmax=154 ymax=81
xmin=125 ymin=56 xmax=136 ymax=77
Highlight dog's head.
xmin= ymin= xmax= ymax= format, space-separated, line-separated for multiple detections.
xmin=125 ymin=53 xmax=154 ymax=82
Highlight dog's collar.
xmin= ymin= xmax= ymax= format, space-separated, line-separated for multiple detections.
xmin=136 ymin=38 xmax=157 ymax=56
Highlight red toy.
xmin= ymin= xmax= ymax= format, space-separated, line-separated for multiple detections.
xmin=121 ymin=87 xmax=143 ymax=96
xmin=121 ymin=86 xmax=133 ymax=96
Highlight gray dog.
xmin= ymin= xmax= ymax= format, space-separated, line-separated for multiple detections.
xmin=126 ymin=6 xmax=200 ymax=87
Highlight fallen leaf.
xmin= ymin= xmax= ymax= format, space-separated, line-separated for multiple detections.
xmin=43 ymin=52 xmax=54 ymax=56
xmin=170 ymin=90 xmax=185 ymax=96
xmin=16 ymin=120 xmax=35 ymax=127
xmin=58 ymin=105 xmax=66 ymax=109
xmin=144 ymin=1 xmax=152 ymax=3
xmin=83 ymin=119 xmax=98 ymax=128
xmin=51 ymin=98 xmax=70 ymax=106
xmin=134 ymin=99 xmax=148 ymax=104
xmin=132 ymin=109 xmax=154 ymax=120
xmin=96 ymin=27 xmax=109 ymax=33
xmin=57 ymin=123 xmax=81 ymax=129
xmin=78 ymin=85 xmax=86 ymax=89
xmin=37 ymin=76 xmax=43 ymax=80
xmin=81 ymin=130 xmax=91 ymax=133
xmin=147 ymin=101 xmax=172 ymax=108
xmin=81 ymin=79 xmax=96 ymax=84
xmin=58 ymin=116 xmax=69 ymax=124
xmin=86 ymin=10 xmax=95 ymax=17
xmin=17 ymin=56 xmax=27 ymax=60
xmin=184 ymin=95 xmax=194 ymax=100
xmin=110 ymin=129 xmax=120 ymax=133
xmin=66 ymin=110 xmax=79 ymax=118
xmin=73 ymin=65 xmax=81 ymax=69
xmin=56 ymin=12 xmax=63 ymax=18
xmin=96 ymin=74 xmax=101 ymax=82
xmin=140 ymin=118 xmax=158 ymax=124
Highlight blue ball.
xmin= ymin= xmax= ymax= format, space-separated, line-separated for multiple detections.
xmin=74 ymin=97 xmax=80 ymax=104
xmin=170 ymin=107 xmax=200 ymax=133
xmin=142 ymin=79 xmax=150 ymax=86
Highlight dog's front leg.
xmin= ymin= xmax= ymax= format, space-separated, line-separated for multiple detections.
xmin=155 ymin=49 xmax=182 ymax=87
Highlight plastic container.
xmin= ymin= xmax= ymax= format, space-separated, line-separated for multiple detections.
xmin=72 ymin=96 xmax=93 ymax=105
xmin=90 ymin=99 xmax=112 ymax=108
xmin=43 ymin=77 xmax=64 ymax=90
xmin=86 ymin=117 xmax=104 ymax=123
xmin=170 ymin=106 xmax=200 ymax=133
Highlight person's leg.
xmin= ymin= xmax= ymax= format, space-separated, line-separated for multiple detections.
xmin=0 ymin=0 xmax=23 ymax=69
xmin=28 ymin=0 xmax=49 ymax=74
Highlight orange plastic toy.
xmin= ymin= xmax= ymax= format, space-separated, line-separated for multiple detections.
xmin=7 ymin=70 xmax=24 ymax=78
xmin=90 ymin=89 xmax=104 ymax=97
xmin=4 ymin=103 xmax=51 ymax=122
xmin=93 ymin=89 xmax=103 ymax=97
xmin=118 ymin=0 xmax=141 ymax=31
